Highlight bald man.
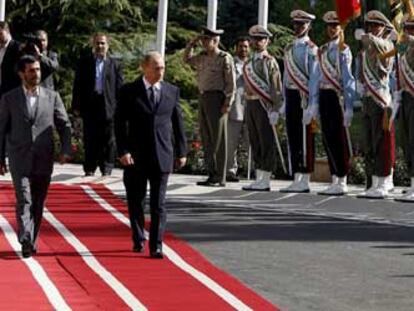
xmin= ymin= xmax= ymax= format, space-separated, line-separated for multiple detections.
xmin=115 ymin=52 xmax=187 ymax=259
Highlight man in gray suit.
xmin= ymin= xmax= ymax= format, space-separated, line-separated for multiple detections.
xmin=0 ymin=55 xmax=71 ymax=258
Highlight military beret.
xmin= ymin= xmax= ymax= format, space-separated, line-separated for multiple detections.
xmin=248 ymin=25 xmax=272 ymax=38
xmin=323 ymin=11 xmax=339 ymax=24
xmin=291 ymin=10 xmax=316 ymax=23
xmin=201 ymin=26 xmax=224 ymax=36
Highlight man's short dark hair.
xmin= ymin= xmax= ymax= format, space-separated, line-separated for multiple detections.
xmin=0 ymin=21 xmax=9 ymax=31
xmin=235 ymin=36 xmax=250 ymax=46
xmin=17 ymin=55 xmax=39 ymax=72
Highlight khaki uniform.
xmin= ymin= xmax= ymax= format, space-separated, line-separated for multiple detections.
xmin=185 ymin=50 xmax=236 ymax=183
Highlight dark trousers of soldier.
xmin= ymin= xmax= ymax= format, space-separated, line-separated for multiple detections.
xmin=245 ymin=99 xmax=275 ymax=172
xmin=319 ymin=90 xmax=351 ymax=178
xmin=399 ymin=91 xmax=414 ymax=176
xmin=285 ymin=89 xmax=315 ymax=174
xmin=362 ymin=97 xmax=395 ymax=179
xmin=82 ymin=94 xmax=116 ymax=175
xmin=199 ymin=91 xmax=228 ymax=182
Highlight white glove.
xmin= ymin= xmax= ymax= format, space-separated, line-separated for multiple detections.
xmin=356 ymin=81 xmax=365 ymax=97
xmin=354 ymin=28 xmax=366 ymax=41
xmin=343 ymin=109 xmax=353 ymax=127
xmin=268 ymin=111 xmax=279 ymax=125
xmin=278 ymin=102 xmax=286 ymax=119
xmin=302 ymin=104 xmax=318 ymax=125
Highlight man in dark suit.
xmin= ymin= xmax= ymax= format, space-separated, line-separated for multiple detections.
xmin=115 ymin=51 xmax=187 ymax=259
xmin=35 ymin=30 xmax=59 ymax=90
xmin=0 ymin=22 xmax=21 ymax=96
xmin=0 ymin=55 xmax=71 ymax=258
xmin=72 ymin=33 xmax=123 ymax=176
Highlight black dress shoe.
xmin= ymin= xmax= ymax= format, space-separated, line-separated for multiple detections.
xmin=133 ymin=242 xmax=145 ymax=253
xmin=84 ymin=171 xmax=95 ymax=177
xmin=150 ymin=249 xmax=164 ymax=259
xmin=226 ymin=174 xmax=240 ymax=182
xmin=22 ymin=241 xmax=32 ymax=258
xmin=196 ymin=178 xmax=225 ymax=187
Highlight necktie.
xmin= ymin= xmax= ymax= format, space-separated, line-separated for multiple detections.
xmin=149 ymin=86 xmax=155 ymax=107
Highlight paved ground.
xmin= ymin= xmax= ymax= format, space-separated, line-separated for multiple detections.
xmin=3 ymin=163 xmax=414 ymax=310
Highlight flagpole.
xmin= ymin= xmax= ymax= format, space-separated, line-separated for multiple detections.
xmin=0 ymin=0 xmax=5 ymax=22
xmin=258 ymin=0 xmax=268 ymax=27
xmin=156 ymin=0 xmax=169 ymax=58
xmin=207 ymin=0 xmax=217 ymax=29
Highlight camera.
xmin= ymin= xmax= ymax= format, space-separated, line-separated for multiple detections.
xmin=20 ymin=33 xmax=42 ymax=56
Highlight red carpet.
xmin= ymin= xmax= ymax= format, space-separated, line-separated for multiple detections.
xmin=0 ymin=182 xmax=278 ymax=310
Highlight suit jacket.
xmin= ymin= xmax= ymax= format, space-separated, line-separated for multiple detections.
xmin=115 ymin=77 xmax=187 ymax=173
xmin=40 ymin=50 xmax=59 ymax=90
xmin=0 ymin=39 xmax=21 ymax=95
xmin=0 ymin=86 xmax=71 ymax=176
xmin=72 ymin=53 xmax=123 ymax=120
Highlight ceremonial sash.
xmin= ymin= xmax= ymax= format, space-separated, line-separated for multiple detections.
xmin=361 ymin=52 xmax=391 ymax=108
xmin=284 ymin=47 xmax=309 ymax=96
xmin=318 ymin=47 xmax=342 ymax=93
xmin=242 ymin=58 xmax=272 ymax=104
xmin=400 ymin=54 xmax=414 ymax=98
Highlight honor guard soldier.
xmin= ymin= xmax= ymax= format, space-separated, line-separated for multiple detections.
xmin=241 ymin=25 xmax=283 ymax=191
xmin=280 ymin=10 xmax=319 ymax=193
xmin=184 ymin=27 xmax=236 ymax=187
xmin=395 ymin=15 xmax=414 ymax=202
xmin=356 ymin=11 xmax=396 ymax=199
xmin=314 ymin=11 xmax=356 ymax=196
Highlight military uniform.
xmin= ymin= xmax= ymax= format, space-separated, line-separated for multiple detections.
xmin=242 ymin=25 xmax=283 ymax=191
xmin=314 ymin=11 xmax=356 ymax=196
xmin=396 ymin=16 xmax=414 ymax=201
xmin=184 ymin=27 xmax=236 ymax=186
xmin=357 ymin=11 xmax=396 ymax=199
xmin=280 ymin=10 xmax=319 ymax=193
xmin=226 ymin=55 xmax=249 ymax=181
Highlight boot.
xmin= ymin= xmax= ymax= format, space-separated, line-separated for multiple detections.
xmin=281 ymin=173 xmax=310 ymax=193
xmin=242 ymin=169 xmax=264 ymax=191
xmin=319 ymin=176 xmax=348 ymax=196
xmin=318 ymin=175 xmax=339 ymax=195
xmin=250 ymin=170 xmax=271 ymax=191
xmin=384 ymin=168 xmax=394 ymax=192
xmin=396 ymin=177 xmax=414 ymax=202
xmin=280 ymin=173 xmax=302 ymax=193
xmin=364 ymin=177 xmax=387 ymax=199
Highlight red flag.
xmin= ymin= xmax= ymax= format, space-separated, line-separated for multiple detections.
xmin=335 ymin=0 xmax=362 ymax=24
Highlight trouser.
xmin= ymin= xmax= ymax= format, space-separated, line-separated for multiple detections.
xmin=11 ymin=172 xmax=51 ymax=247
xmin=400 ymin=91 xmax=414 ymax=177
xmin=83 ymin=115 xmax=116 ymax=175
xmin=123 ymin=166 xmax=169 ymax=252
xmin=199 ymin=91 xmax=228 ymax=182
xmin=226 ymin=119 xmax=249 ymax=175
xmin=285 ymin=89 xmax=315 ymax=174
xmin=245 ymin=99 xmax=276 ymax=172
xmin=362 ymin=97 xmax=395 ymax=178
xmin=319 ymin=90 xmax=351 ymax=177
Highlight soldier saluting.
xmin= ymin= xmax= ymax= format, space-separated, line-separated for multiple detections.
xmin=356 ymin=10 xmax=396 ymax=199
xmin=184 ymin=27 xmax=236 ymax=187
xmin=396 ymin=15 xmax=414 ymax=202
xmin=241 ymin=25 xmax=283 ymax=191
xmin=280 ymin=10 xmax=319 ymax=193
xmin=313 ymin=11 xmax=356 ymax=196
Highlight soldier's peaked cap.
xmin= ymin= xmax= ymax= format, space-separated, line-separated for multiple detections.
xmin=323 ymin=11 xmax=339 ymax=24
xmin=365 ymin=10 xmax=394 ymax=30
xmin=291 ymin=10 xmax=316 ymax=23
xmin=201 ymin=26 xmax=224 ymax=36
xmin=248 ymin=25 xmax=272 ymax=38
